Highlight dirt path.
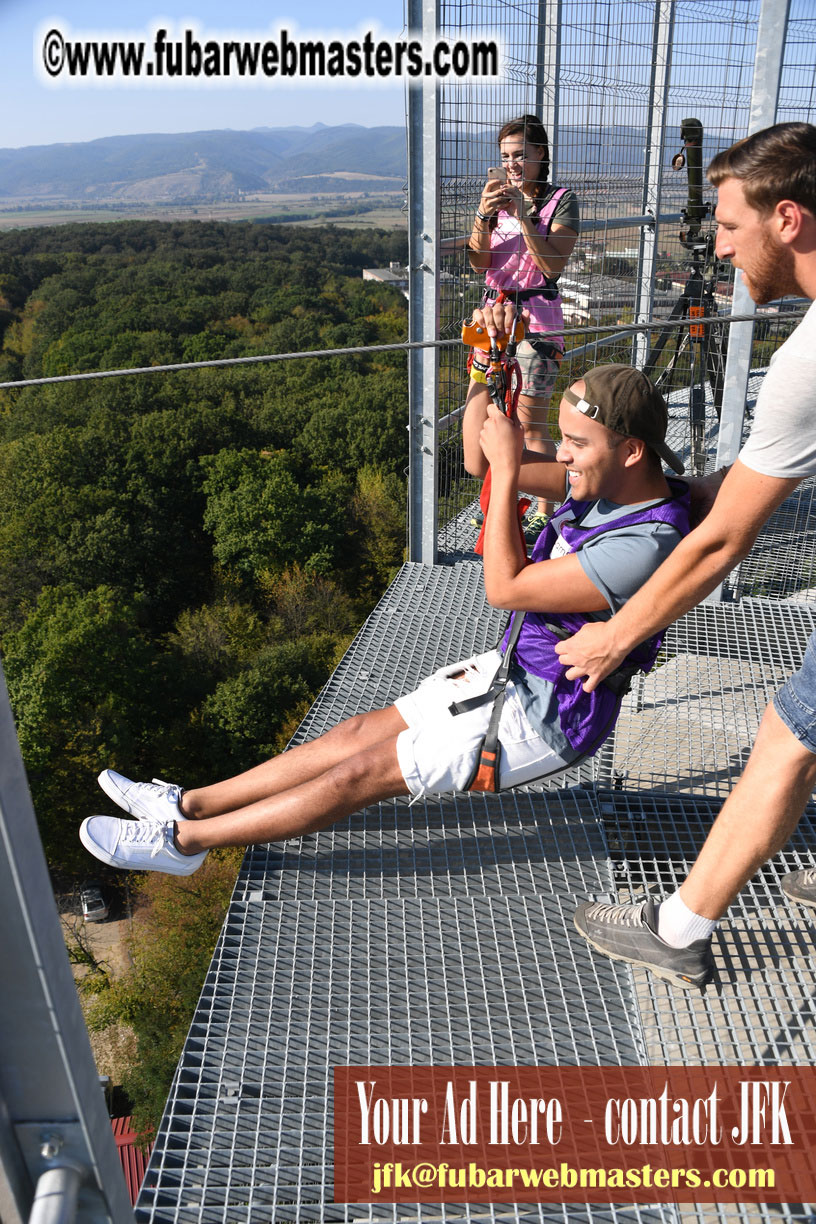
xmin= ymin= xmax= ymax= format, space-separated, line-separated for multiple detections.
xmin=60 ymin=901 xmax=138 ymax=1088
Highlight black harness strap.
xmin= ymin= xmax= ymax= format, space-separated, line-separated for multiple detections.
xmin=449 ymin=614 xmax=641 ymax=793
xmin=448 ymin=613 xmax=525 ymax=718
xmin=448 ymin=613 xmax=525 ymax=793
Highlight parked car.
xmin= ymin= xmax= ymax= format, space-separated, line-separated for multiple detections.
xmin=81 ymin=881 xmax=109 ymax=923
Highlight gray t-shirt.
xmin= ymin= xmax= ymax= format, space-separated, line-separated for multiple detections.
xmin=738 ymin=300 xmax=816 ymax=478
xmin=539 ymin=183 xmax=580 ymax=236
xmin=512 ymin=495 xmax=685 ymax=757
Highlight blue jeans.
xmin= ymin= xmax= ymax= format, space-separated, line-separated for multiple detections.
xmin=773 ymin=630 xmax=816 ymax=755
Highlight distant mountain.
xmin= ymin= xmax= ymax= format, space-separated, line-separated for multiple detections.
xmin=0 ymin=119 xmax=727 ymax=205
xmin=0 ymin=124 xmax=407 ymax=203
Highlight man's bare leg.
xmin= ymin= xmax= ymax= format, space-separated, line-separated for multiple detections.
xmin=176 ymin=735 xmax=409 ymax=852
xmin=181 ymin=706 xmax=408 ymax=820
xmin=678 ymin=701 xmax=816 ymax=918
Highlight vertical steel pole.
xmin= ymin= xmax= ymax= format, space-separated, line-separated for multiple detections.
xmin=0 ymin=664 xmax=134 ymax=1224
xmin=708 ymin=0 xmax=791 ymax=601
xmin=535 ymin=0 xmax=561 ymax=181
xmin=714 ymin=0 xmax=791 ymax=474
xmin=407 ymin=0 xmax=440 ymax=565
xmin=634 ymin=1 xmax=675 ymax=371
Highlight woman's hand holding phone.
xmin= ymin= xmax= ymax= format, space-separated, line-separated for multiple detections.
xmin=480 ymin=167 xmax=509 ymax=217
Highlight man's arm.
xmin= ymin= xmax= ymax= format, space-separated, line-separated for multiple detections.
xmin=554 ymin=460 xmax=802 ymax=691
xmin=479 ymin=403 xmax=607 ymax=612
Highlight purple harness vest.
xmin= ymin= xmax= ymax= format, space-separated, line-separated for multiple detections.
xmin=502 ymin=479 xmax=691 ymax=755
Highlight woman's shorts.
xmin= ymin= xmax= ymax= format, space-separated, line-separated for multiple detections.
xmin=773 ymin=630 xmax=816 ymax=755
xmin=394 ymin=649 xmax=572 ymax=795
xmin=514 ymin=336 xmax=563 ymax=399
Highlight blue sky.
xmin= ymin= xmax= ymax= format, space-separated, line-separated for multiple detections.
xmin=1 ymin=0 xmax=408 ymax=149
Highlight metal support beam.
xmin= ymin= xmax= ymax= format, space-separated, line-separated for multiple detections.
xmin=0 ymin=663 xmax=134 ymax=1224
xmin=715 ymin=0 xmax=791 ymax=473
xmin=535 ymin=0 xmax=561 ymax=180
xmin=407 ymin=0 xmax=440 ymax=565
xmin=709 ymin=0 xmax=791 ymax=601
xmin=633 ymin=0 xmax=675 ymax=371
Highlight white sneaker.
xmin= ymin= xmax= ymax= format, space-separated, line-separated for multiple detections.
xmin=98 ymin=770 xmax=186 ymax=822
xmin=80 ymin=815 xmax=206 ymax=875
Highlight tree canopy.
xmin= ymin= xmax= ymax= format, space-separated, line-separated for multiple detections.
xmin=0 ymin=219 xmax=409 ymax=872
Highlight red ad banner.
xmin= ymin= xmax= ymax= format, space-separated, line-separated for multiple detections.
xmin=334 ymin=1065 xmax=816 ymax=1204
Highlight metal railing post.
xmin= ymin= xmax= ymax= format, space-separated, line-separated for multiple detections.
xmin=633 ymin=0 xmax=675 ymax=372
xmin=407 ymin=0 xmax=440 ymax=565
xmin=535 ymin=0 xmax=561 ymax=181
xmin=0 ymin=662 xmax=134 ymax=1224
xmin=709 ymin=0 xmax=791 ymax=601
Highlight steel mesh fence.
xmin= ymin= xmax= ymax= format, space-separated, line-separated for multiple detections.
xmin=435 ymin=0 xmax=816 ymax=575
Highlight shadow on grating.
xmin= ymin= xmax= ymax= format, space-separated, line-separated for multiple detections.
xmin=234 ymin=790 xmax=613 ymax=903
xmin=608 ymin=601 xmax=816 ymax=799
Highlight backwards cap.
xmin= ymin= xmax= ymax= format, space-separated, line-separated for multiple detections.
xmin=562 ymin=364 xmax=685 ymax=475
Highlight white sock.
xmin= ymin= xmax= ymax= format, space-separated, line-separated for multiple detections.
xmin=657 ymin=892 xmax=718 ymax=948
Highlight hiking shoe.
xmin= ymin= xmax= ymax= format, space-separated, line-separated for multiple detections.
xmin=781 ymin=867 xmax=816 ymax=909
xmin=80 ymin=815 xmax=206 ymax=876
xmin=574 ymin=898 xmax=714 ymax=989
xmin=98 ymin=770 xmax=186 ymax=822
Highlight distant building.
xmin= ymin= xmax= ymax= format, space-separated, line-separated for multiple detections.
xmin=559 ymin=273 xmax=637 ymax=324
xmin=363 ymin=262 xmax=409 ymax=298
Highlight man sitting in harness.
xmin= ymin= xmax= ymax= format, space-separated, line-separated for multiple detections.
xmin=79 ymin=354 xmax=690 ymax=877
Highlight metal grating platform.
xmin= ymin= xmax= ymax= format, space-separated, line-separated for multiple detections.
xmin=136 ymin=894 xmax=673 ymax=1224
xmin=598 ymin=790 xmax=816 ymax=1049
xmin=136 ymin=556 xmax=816 ymax=1223
xmin=135 ymin=563 xmax=675 ymax=1224
xmin=236 ymin=790 xmax=615 ymax=903
xmin=725 ymin=477 xmax=816 ymax=602
xmin=609 ymin=600 xmax=816 ymax=797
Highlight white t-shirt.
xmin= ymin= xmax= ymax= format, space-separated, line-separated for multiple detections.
xmin=738 ymin=299 xmax=816 ymax=478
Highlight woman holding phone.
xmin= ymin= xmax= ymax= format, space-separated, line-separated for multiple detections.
xmin=463 ymin=114 xmax=579 ymax=532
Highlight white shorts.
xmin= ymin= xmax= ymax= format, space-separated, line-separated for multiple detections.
xmin=394 ymin=650 xmax=572 ymax=796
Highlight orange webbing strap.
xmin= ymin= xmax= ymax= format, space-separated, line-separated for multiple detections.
xmin=463 ymin=692 xmax=506 ymax=792
xmin=467 ymin=742 xmax=502 ymax=792
xmin=473 ymin=469 xmax=530 ymax=557
xmin=472 ymin=358 xmax=529 ymax=560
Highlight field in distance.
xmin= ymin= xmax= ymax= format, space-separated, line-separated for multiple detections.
xmin=0 ymin=190 xmax=406 ymax=232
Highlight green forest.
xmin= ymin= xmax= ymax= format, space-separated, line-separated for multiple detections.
xmin=0 ymin=219 xmax=409 ymax=1126
xmin=0 ymin=219 xmax=409 ymax=872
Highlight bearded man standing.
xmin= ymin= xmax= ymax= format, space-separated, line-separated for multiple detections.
xmin=556 ymin=122 xmax=816 ymax=989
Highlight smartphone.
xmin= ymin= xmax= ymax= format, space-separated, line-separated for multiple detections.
xmin=487 ymin=166 xmax=506 ymax=182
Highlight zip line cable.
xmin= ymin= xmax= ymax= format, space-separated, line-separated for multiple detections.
xmin=0 ymin=310 xmax=804 ymax=390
